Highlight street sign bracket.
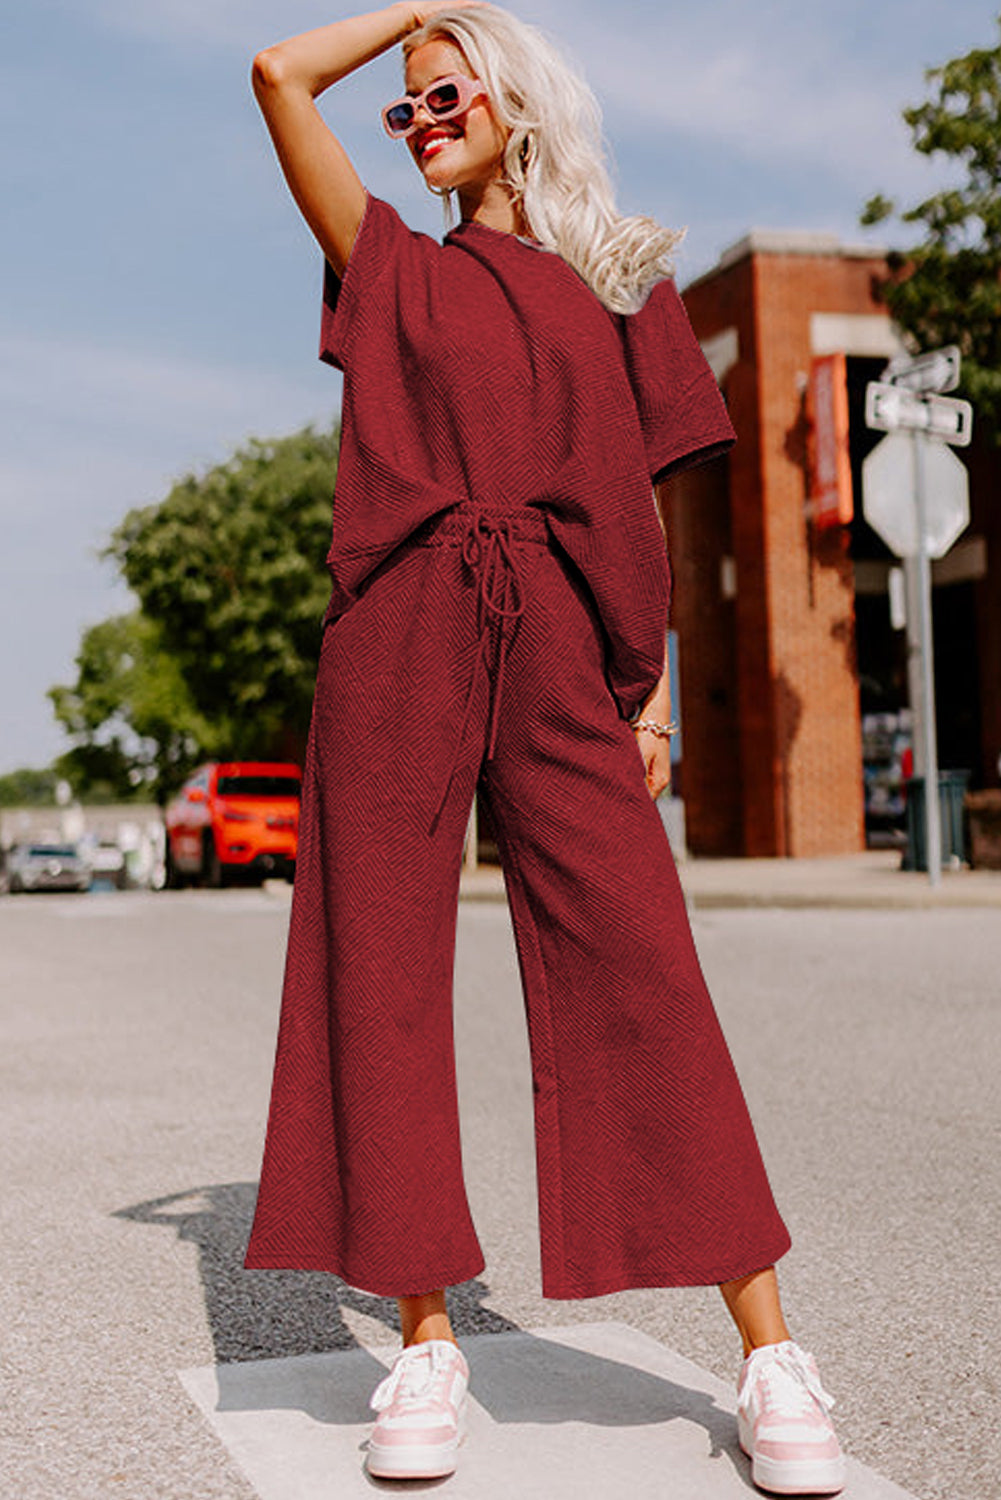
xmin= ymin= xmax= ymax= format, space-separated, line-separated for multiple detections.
xmin=882 ymin=344 xmax=961 ymax=394
xmin=865 ymin=382 xmax=973 ymax=447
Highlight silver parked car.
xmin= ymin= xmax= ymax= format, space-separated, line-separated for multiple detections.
xmin=84 ymin=838 xmax=129 ymax=890
xmin=6 ymin=843 xmax=92 ymax=894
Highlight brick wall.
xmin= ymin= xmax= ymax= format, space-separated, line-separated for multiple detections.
xmin=663 ymin=456 xmax=741 ymax=855
xmin=970 ymin=442 xmax=1001 ymax=787
xmin=669 ymin=244 xmax=883 ymax=855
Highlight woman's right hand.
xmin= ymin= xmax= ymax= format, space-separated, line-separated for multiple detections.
xmin=406 ymin=0 xmax=490 ymax=25
xmin=252 ymin=7 xmax=427 ymax=276
xmin=251 ymin=1 xmax=491 ymax=276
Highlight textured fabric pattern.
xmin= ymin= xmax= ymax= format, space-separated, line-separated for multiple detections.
xmin=244 ymin=505 xmax=791 ymax=1298
xmin=315 ymin=193 xmax=735 ymax=722
xmin=244 ymin=199 xmax=782 ymax=1298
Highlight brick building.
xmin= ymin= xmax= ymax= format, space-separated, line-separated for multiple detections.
xmin=661 ymin=231 xmax=1000 ymax=857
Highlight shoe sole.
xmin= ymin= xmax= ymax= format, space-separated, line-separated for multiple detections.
xmin=738 ymin=1415 xmax=846 ymax=1495
xmin=365 ymin=1406 xmax=466 ymax=1479
xmin=365 ymin=1439 xmax=459 ymax=1480
xmin=366 ymin=1440 xmax=459 ymax=1476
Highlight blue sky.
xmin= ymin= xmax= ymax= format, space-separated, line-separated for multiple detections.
xmin=1 ymin=0 xmax=995 ymax=772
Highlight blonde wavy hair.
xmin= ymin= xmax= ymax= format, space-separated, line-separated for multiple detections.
xmin=401 ymin=5 xmax=683 ymax=314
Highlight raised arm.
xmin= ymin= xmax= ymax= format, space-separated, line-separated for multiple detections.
xmin=251 ymin=4 xmax=419 ymax=276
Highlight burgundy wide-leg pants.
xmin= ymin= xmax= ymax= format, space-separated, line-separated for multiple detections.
xmin=243 ymin=504 xmax=791 ymax=1298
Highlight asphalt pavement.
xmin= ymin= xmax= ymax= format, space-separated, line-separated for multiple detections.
xmin=2 ymin=881 xmax=998 ymax=1499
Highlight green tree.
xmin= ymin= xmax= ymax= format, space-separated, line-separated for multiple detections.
xmin=49 ymin=612 xmax=226 ymax=803
xmin=0 ymin=767 xmax=58 ymax=808
xmin=107 ymin=424 xmax=338 ymax=757
xmin=861 ymin=18 xmax=1001 ymax=439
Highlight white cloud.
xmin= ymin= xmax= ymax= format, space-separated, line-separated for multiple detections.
xmin=569 ymin=4 xmax=962 ymax=200
xmin=91 ymin=0 xmax=333 ymax=53
xmin=0 ymin=333 xmax=336 ymax=504
xmin=84 ymin=0 xmax=978 ymax=235
xmin=0 ymin=334 xmax=338 ymax=771
xmin=6 ymin=0 xmax=994 ymax=772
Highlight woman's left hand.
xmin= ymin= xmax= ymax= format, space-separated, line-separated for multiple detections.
xmin=631 ymin=645 xmax=673 ymax=799
xmin=634 ymin=727 xmax=672 ymax=799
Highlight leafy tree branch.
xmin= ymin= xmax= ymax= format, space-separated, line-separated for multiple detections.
xmin=861 ymin=19 xmax=1001 ymax=439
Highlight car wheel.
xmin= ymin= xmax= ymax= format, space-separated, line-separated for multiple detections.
xmin=163 ymin=842 xmax=186 ymax=890
xmin=203 ymin=833 xmax=227 ymax=889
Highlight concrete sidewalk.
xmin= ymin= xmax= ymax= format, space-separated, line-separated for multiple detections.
xmin=459 ymin=849 xmax=1001 ymax=910
xmin=181 ymin=1322 xmax=917 ymax=1500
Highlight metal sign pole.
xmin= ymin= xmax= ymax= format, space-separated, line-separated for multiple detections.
xmin=912 ymin=429 xmax=942 ymax=885
xmin=902 ymin=558 xmax=925 ymax=776
xmin=862 ymin=344 xmax=973 ymax=884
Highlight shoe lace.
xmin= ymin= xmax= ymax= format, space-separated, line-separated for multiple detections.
xmin=370 ymin=1342 xmax=453 ymax=1413
xmin=747 ymin=1342 xmax=836 ymax=1416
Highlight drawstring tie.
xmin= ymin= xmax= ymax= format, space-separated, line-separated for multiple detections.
xmin=429 ymin=512 xmax=526 ymax=832
xmin=464 ymin=513 xmax=526 ymax=760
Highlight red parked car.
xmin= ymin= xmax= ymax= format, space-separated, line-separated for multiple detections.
xmin=164 ymin=761 xmax=301 ymax=888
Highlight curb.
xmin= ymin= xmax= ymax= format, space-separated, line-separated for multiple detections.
xmin=458 ymin=864 xmax=1001 ymax=911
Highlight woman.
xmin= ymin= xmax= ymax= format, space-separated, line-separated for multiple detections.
xmin=244 ymin=5 xmax=846 ymax=1493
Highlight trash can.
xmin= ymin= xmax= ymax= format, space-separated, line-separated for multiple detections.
xmin=901 ymin=771 xmax=970 ymax=871
xmin=965 ymin=789 xmax=1001 ymax=870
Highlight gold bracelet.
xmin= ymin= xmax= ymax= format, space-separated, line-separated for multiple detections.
xmin=629 ymin=717 xmax=678 ymax=739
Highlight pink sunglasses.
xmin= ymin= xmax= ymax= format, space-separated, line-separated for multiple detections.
xmin=381 ymin=74 xmax=487 ymax=139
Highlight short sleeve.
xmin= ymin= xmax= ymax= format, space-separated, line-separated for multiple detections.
xmin=319 ymin=192 xmax=434 ymax=373
xmin=618 ymin=277 xmax=736 ymax=485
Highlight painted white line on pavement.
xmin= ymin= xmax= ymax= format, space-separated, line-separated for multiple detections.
xmin=179 ymin=1320 xmax=918 ymax=1500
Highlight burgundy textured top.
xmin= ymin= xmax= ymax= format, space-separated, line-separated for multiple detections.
xmin=319 ymin=192 xmax=734 ymax=717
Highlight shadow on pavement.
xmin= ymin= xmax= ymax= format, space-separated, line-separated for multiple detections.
xmin=113 ymin=1181 xmax=521 ymax=1363
xmin=114 ymin=1181 xmax=746 ymax=1478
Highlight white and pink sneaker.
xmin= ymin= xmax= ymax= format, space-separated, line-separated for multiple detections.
xmin=737 ymin=1340 xmax=846 ymax=1495
xmin=365 ymin=1338 xmax=470 ymax=1479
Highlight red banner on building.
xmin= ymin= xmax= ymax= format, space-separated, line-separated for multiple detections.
xmin=807 ymin=352 xmax=853 ymax=527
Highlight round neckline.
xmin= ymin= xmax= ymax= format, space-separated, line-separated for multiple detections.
xmin=448 ymin=218 xmax=546 ymax=251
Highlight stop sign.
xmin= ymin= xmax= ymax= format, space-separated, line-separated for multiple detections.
xmin=861 ymin=431 xmax=969 ymax=559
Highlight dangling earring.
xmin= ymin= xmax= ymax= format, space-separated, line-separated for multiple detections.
xmin=431 ymin=184 xmax=456 ymax=231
